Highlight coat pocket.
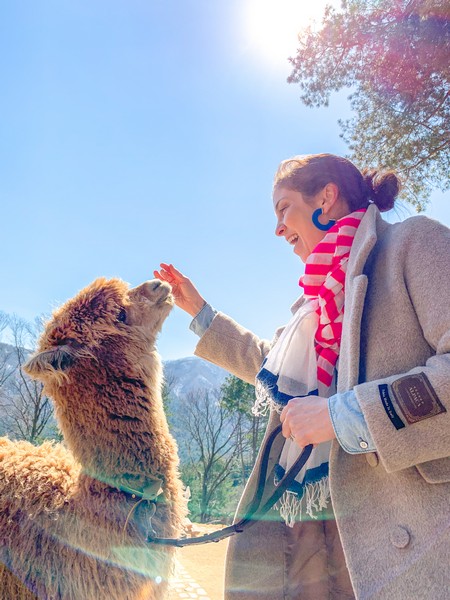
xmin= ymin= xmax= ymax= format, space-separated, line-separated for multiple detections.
xmin=416 ymin=457 xmax=450 ymax=483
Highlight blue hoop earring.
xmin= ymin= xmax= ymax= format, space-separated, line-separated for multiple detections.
xmin=312 ymin=208 xmax=336 ymax=231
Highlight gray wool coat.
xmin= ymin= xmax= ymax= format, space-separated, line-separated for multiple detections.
xmin=194 ymin=205 xmax=450 ymax=599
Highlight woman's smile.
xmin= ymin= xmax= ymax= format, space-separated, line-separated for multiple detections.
xmin=273 ymin=186 xmax=325 ymax=262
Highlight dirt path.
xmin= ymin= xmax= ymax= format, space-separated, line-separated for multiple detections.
xmin=168 ymin=525 xmax=228 ymax=600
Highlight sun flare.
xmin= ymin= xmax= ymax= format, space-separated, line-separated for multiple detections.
xmin=243 ymin=0 xmax=334 ymax=67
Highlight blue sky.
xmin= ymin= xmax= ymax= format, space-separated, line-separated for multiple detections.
xmin=1 ymin=0 xmax=449 ymax=360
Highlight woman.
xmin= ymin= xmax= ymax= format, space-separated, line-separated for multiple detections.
xmin=155 ymin=154 xmax=450 ymax=599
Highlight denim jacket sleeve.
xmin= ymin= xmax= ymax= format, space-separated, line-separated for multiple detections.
xmin=328 ymin=389 xmax=376 ymax=453
xmin=189 ymin=303 xmax=217 ymax=337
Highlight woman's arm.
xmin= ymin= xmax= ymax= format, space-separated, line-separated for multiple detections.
xmin=154 ymin=263 xmax=271 ymax=384
xmin=194 ymin=311 xmax=272 ymax=385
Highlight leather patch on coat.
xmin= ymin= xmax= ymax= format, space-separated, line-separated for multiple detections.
xmin=391 ymin=372 xmax=446 ymax=424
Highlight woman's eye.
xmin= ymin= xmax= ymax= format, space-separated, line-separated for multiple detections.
xmin=117 ymin=309 xmax=127 ymax=323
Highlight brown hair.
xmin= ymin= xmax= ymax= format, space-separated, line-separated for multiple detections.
xmin=273 ymin=154 xmax=401 ymax=212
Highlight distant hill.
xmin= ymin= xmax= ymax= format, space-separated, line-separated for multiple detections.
xmin=163 ymin=356 xmax=228 ymax=399
xmin=0 ymin=342 xmax=20 ymax=367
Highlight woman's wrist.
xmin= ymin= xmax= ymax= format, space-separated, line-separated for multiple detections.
xmin=186 ymin=298 xmax=207 ymax=318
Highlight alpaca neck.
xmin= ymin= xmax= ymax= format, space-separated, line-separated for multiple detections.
xmin=54 ymin=369 xmax=175 ymax=489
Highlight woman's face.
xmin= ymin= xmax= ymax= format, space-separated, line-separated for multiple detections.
xmin=273 ymin=186 xmax=326 ymax=262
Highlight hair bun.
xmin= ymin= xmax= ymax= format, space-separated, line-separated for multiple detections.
xmin=363 ymin=169 xmax=401 ymax=212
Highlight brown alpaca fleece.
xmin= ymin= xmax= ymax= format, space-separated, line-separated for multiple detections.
xmin=0 ymin=278 xmax=186 ymax=600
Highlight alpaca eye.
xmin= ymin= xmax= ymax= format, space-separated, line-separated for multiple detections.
xmin=117 ymin=309 xmax=127 ymax=324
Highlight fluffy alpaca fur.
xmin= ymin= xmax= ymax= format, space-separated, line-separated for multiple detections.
xmin=0 ymin=278 xmax=185 ymax=600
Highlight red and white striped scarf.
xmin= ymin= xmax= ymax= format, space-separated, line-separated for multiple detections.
xmin=299 ymin=208 xmax=366 ymax=387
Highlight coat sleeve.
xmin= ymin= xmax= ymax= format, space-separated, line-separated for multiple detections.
xmin=194 ymin=312 xmax=272 ymax=385
xmin=355 ymin=216 xmax=450 ymax=473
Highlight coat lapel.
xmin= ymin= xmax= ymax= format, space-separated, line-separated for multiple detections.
xmin=338 ymin=205 xmax=382 ymax=392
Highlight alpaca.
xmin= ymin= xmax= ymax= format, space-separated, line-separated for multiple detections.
xmin=0 ymin=278 xmax=185 ymax=600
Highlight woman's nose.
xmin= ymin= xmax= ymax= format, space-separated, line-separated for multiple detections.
xmin=275 ymin=222 xmax=286 ymax=236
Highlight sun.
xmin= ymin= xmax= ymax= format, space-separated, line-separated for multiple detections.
xmin=242 ymin=0 xmax=334 ymax=68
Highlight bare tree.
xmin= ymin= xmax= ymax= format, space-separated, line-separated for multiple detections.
xmin=220 ymin=375 xmax=267 ymax=486
xmin=3 ymin=315 xmax=54 ymax=443
xmin=0 ymin=312 xmax=15 ymax=390
xmin=0 ymin=313 xmax=15 ymax=435
xmin=162 ymin=369 xmax=177 ymax=417
xmin=288 ymin=0 xmax=450 ymax=208
xmin=0 ymin=311 xmax=8 ymax=336
xmin=178 ymin=389 xmax=241 ymax=523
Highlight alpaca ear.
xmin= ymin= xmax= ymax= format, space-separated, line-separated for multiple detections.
xmin=23 ymin=346 xmax=75 ymax=378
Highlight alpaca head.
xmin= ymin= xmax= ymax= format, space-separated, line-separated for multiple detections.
xmin=24 ymin=277 xmax=173 ymax=382
xmin=22 ymin=278 xmax=174 ymax=470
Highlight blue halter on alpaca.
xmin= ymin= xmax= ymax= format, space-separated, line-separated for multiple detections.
xmin=312 ymin=208 xmax=336 ymax=231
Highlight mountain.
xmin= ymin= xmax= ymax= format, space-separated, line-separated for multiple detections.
xmin=163 ymin=356 xmax=229 ymax=399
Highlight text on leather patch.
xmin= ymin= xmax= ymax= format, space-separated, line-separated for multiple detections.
xmin=378 ymin=384 xmax=405 ymax=430
xmin=391 ymin=372 xmax=446 ymax=424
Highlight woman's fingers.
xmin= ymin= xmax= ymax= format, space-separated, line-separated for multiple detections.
xmin=157 ymin=263 xmax=185 ymax=283
xmin=154 ymin=264 xmax=176 ymax=282
xmin=154 ymin=263 xmax=205 ymax=317
xmin=280 ymin=404 xmax=291 ymax=438
xmin=281 ymin=420 xmax=291 ymax=440
xmin=153 ymin=270 xmax=167 ymax=281
xmin=278 ymin=396 xmax=336 ymax=446
xmin=165 ymin=263 xmax=184 ymax=277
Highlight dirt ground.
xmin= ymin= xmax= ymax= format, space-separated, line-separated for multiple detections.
xmin=174 ymin=523 xmax=228 ymax=600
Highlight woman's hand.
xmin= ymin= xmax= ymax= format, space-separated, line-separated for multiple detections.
xmin=153 ymin=263 xmax=206 ymax=317
xmin=280 ymin=396 xmax=336 ymax=447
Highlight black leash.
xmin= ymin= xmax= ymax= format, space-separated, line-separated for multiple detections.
xmin=147 ymin=425 xmax=312 ymax=547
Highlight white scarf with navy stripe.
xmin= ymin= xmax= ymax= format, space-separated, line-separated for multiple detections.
xmin=254 ymin=299 xmax=333 ymax=525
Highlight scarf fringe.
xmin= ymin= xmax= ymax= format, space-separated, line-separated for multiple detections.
xmin=253 ymin=380 xmax=284 ymax=416
xmin=274 ymin=476 xmax=330 ymax=528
